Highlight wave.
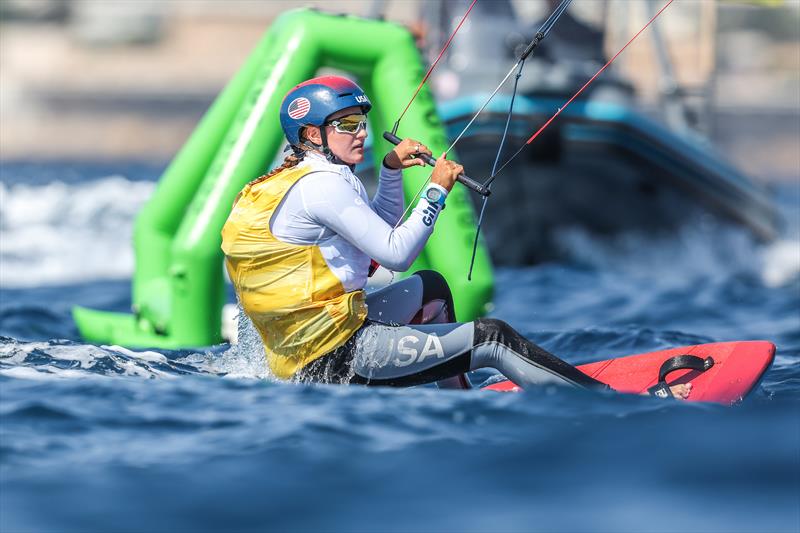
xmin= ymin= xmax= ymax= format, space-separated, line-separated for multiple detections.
xmin=0 ymin=176 xmax=154 ymax=288
xmin=0 ymin=336 xmax=206 ymax=380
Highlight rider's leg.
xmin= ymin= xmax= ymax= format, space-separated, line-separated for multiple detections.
xmin=364 ymin=270 xmax=455 ymax=325
xmin=344 ymin=318 xmax=606 ymax=390
xmin=364 ymin=270 xmax=469 ymax=389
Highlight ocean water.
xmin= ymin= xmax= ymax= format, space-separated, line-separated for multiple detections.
xmin=1 ymin=162 xmax=798 ymax=532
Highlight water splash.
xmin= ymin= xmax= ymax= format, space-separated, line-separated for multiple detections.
xmin=0 ymin=177 xmax=154 ymax=287
xmin=209 ymin=305 xmax=272 ymax=380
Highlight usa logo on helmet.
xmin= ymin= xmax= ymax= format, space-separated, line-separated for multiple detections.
xmin=288 ymin=97 xmax=311 ymax=120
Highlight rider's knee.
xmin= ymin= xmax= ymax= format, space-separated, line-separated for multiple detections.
xmin=474 ymin=318 xmax=537 ymax=356
xmin=413 ymin=270 xmax=454 ymax=317
xmin=413 ymin=270 xmax=448 ymax=289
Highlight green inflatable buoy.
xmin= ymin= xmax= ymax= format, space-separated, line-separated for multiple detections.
xmin=73 ymin=9 xmax=493 ymax=349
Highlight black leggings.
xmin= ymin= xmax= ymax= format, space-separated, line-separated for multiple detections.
xmin=295 ymin=271 xmax=605 ymax=391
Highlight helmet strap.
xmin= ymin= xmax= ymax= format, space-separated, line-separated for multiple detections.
xmin=318 ymin=127 xmax=336 ymax=163
xmin=318 ymin=127 xmax=354 ymax=169
xmin=294 ymin=127 xmax=355 ymax=169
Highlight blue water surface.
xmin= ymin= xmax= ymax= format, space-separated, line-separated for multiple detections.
xmin=1 ymin=162 xmax=798 ymax=532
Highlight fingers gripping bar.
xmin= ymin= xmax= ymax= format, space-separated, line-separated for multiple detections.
xmin=383 ymin=132 xmax=491 ymax=197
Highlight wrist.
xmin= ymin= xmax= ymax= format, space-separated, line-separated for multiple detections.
xmin=421 ymin=183 xmax=448 ymax=209
xmin=430 ymin=178 xmax=453 ymax=192
xmin=382 ymin=154 xmax=401 ymax=171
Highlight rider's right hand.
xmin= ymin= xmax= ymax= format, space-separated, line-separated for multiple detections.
xmin=430 ymin=153 xmax=463 ymax=192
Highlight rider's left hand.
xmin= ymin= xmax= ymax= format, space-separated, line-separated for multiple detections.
xmin=383 ymin=138 xmax=432 ymax=170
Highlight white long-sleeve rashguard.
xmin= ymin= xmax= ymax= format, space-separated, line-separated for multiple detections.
xmin=270 ymin=151 xmax=447 ymax=292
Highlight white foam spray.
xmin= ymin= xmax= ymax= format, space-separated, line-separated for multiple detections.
xmin=211 ymin=304 xmax=273 ymax=380
xmin=0 ymin=176 xmax=154 ymax=287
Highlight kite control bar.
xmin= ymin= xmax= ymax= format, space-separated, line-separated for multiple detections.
xmin=383 ymin=131 xmax=491 ymax=197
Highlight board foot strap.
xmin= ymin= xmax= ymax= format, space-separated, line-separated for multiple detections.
xmin=647 ymin=355 xmax=715 ymax=398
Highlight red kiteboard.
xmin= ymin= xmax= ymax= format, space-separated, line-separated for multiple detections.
xmin=482 ymin=341 xmax=775 ymax=405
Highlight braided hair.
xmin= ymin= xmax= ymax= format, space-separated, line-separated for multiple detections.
xmin=232 ymin=148 xmax=306 ymax=207
xmin=264 ymin=151 xmax=304 ymax=179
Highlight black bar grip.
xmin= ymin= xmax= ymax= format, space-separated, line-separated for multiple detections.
xmin=382 ymin=131 xmax=491 ymax=197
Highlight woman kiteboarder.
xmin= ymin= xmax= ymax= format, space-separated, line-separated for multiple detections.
xmin=221 ymin=75 xmax=691 ymax=398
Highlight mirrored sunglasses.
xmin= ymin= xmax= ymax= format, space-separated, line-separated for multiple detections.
xmin=327 ymin=114 xmax=368 ymax=134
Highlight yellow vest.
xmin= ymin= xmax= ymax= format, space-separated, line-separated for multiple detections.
xmin=221 ymin=165 xmax=367 ymax=379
